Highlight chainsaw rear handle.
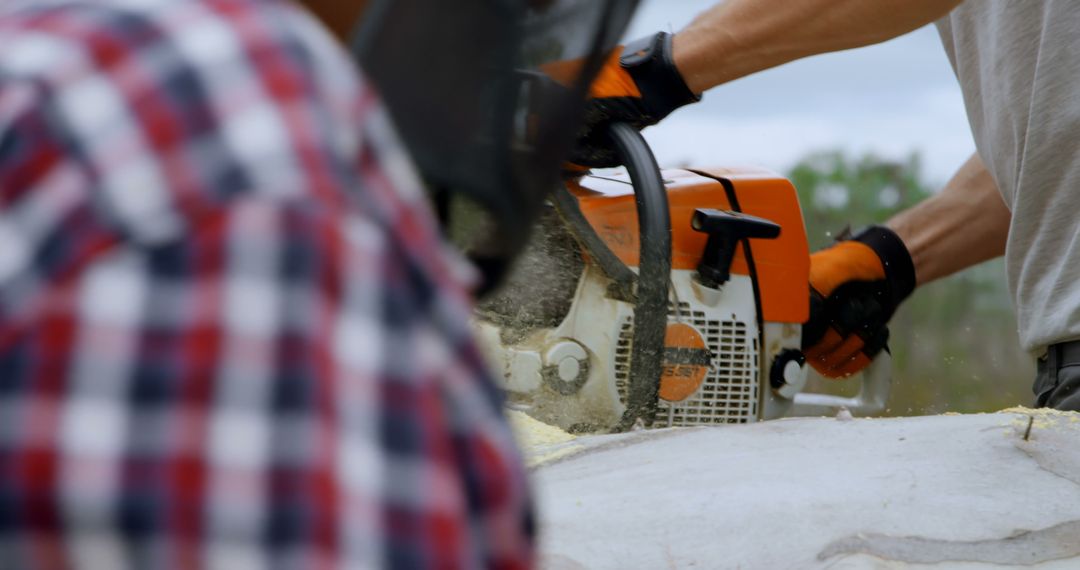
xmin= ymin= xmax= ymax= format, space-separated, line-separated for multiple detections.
xmin=606 ymin=123 xmax=672 ymax=432
xmin=791 ymin=351 xmax=892 ymax=416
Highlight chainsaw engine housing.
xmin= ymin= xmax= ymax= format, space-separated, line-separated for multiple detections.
xmin=477 ymin=167 xmax=815 ymax=431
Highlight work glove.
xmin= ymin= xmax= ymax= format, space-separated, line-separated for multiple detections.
xmin=802 ymin=226 xmax=916 ymax=379
xmin=569 ymin=31 xmax=700 ymax=167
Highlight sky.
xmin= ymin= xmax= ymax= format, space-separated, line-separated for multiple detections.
xmin=624 ymin=0 xmax=976 ymax=186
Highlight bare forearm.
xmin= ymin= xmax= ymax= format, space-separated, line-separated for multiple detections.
xmin=673 ymin=0 xmax=962 ymax=93
xmin=887 ymin=153 xmax=1009 ymax=286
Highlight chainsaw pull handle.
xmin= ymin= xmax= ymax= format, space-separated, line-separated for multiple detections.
xmin=691 ymin=209 xmax=781 ymax=289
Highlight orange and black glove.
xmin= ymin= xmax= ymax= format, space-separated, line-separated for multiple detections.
xmin=802 ymin=226 xmax=916 ymax=378
xmin=570 ymin=31 xmax=700 ymax=167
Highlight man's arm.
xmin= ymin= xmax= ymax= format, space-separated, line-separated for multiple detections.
xmin=673 ymin=0 xmax=963 ymax=94
xmin=887 ymin=153 xmax=1010 ymax=286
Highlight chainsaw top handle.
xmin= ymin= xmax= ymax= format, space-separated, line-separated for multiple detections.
xmin=552 ymin=125 xmax=672 ymax=430
xmin=601 ymin=124 xmax=673 ymax=431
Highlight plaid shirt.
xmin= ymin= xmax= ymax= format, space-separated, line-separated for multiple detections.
xmin=0 ymin=1 xmax=533 ymax=568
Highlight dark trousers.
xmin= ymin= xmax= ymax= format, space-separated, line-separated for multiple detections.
xmin=1035 ymin=341 xmax=1080 ymax=412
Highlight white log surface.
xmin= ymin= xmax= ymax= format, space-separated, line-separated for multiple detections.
xmin=527 ymin=410 xmax=1080 ymax=569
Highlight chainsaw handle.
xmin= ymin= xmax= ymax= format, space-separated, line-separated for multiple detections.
xmin=791 ymin=351 xmax=892 ymax=416
xmin=552 ymin=124 xmax=672 ymax=431
xmin=607 ymin=123 xmax=672 ymax=431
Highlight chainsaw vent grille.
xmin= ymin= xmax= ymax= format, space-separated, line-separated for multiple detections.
xmin=614 ymin=303 xmax=759 ymax=426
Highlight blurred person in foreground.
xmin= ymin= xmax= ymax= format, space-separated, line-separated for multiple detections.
xmin=0 ymin=0 xmax=532 ymax=567
xmin=573 ymin=0 xmax=1080 ymax=411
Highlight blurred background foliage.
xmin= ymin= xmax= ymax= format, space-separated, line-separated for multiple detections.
xmin=788 ymin=151 xmax=1034 ymax=415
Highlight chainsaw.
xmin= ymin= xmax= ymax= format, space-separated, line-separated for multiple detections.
xmin=475 ymin=124 xmax=891 ymax=432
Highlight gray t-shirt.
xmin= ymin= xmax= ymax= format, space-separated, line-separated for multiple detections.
xmin=937 ymin=1 xmax=1080 ymax=355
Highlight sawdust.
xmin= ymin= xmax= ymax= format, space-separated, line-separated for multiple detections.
xmin=508 ymin=410 xmax=577 ymax=447
xmin=506 ymin=410 xmax=584 ymax=467
xmin=477 ymin=207 xmax=584 ymax=345
xmin=997 ymin=406 xmax=1080 ymax=418
xmin=998 ymin=406 xmax=1080 ymax=436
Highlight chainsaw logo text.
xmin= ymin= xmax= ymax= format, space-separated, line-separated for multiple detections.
xmin=659 ymin=323 xmax=713 ymax=402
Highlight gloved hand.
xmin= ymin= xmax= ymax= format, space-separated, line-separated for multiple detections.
xmin=569 ymin=31 xmax=700 ymax=167
xmin=802 ymin=226 xmax=916 ymax=378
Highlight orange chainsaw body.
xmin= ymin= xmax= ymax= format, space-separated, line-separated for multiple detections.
xmin=568 ymin=167 xmax=810 ymax=324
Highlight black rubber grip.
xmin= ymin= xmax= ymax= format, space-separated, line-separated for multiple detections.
xmin=852 ymin=226 xmax=916 ymax=308
xmin=620 ymin=32 xmax=700 ymax=120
